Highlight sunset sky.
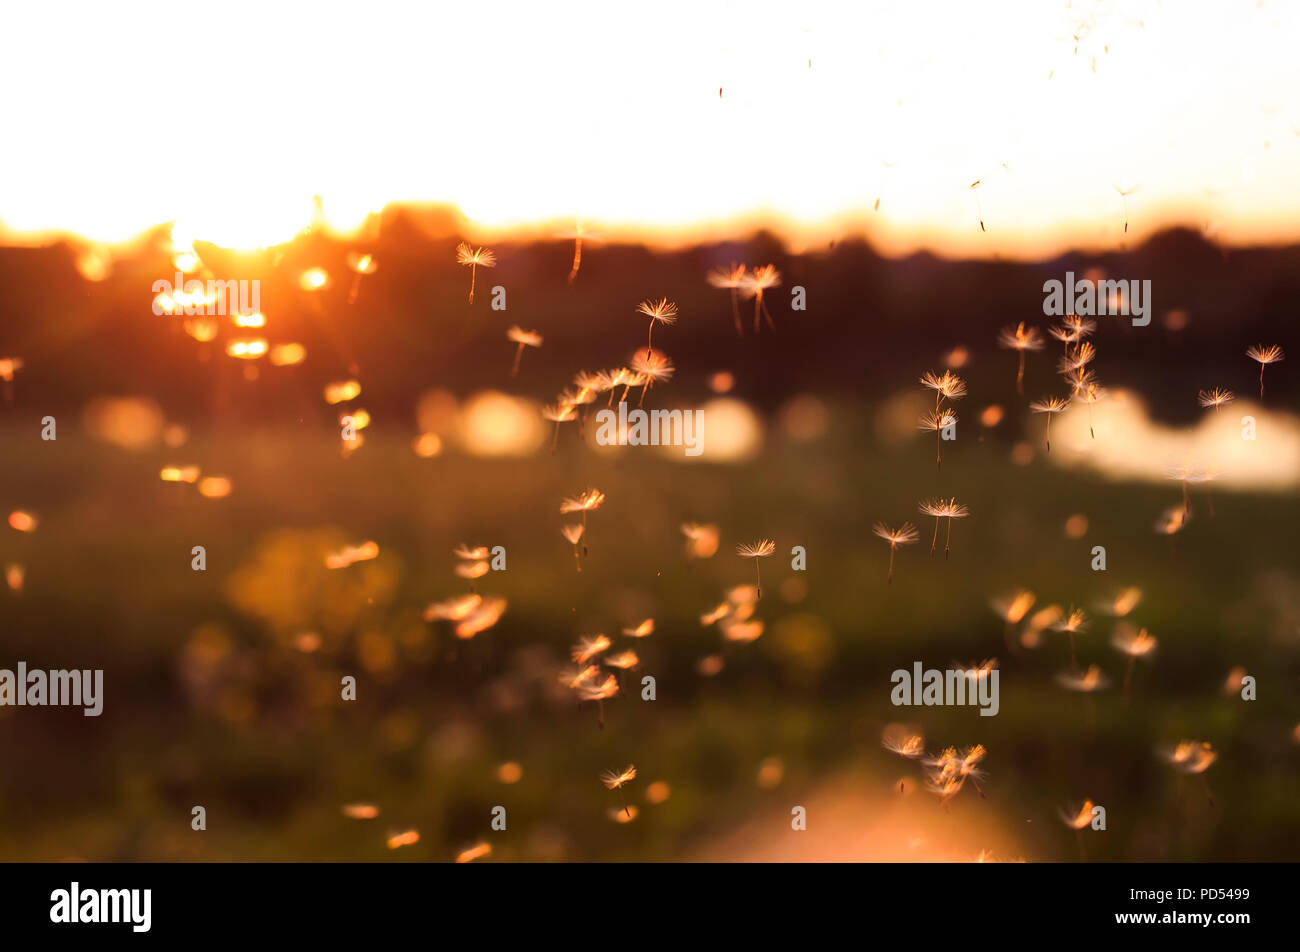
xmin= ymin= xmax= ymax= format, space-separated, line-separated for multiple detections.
xmin=2 ymin=0 xmax=1299 ymax=256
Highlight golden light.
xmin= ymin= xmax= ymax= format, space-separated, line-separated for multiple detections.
xmin=7 ymin=510 xmax=38 ymax=533
xmin=342 ymin=804 xmax=379 ymax=820
xmin=184 ymin=318 xmax=219 ymax=342
xmin=496 ymin=762 xmax=524 ymax=784
xmin=412 ymin=432 xmax=443 ymax=458
xmin=347 ymin=252 xmax=378 ymax=274
xmin=324 ymin=380 xmax=362 ymax=404
xmin=198 ymin=476 xmax=233 ymax=499
xmin=232 ymin=311 xmax=266 ymax=328
xmin=386 ymin=830 xmax=419 ymax=850
xmin=4 ymin=563 xmax=24 ymax=592
xmin=299 ymin=267 xmax=329 ymax=291
xmin=160 ymin=465 xmax=200 ymax=483
xmin=269 ymin=342 xmax=307 ymax=366
xmin=457 ymin=391 xmax=546 ymax=457
xmin=4 ymin=3 xmax=1298 ymax=257
xmin=226 ymin=338 xmax=268 ymax=359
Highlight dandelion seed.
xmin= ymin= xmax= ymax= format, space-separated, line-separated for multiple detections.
xmin=738 ymin=264 xmax=781 ymax=332
xmin=324 ymin=541 xmax=379 ymax=569
xmin=720 ymin=618 xmax=764 ymax=643
xmin=1060 ymin=800 xmax=1096 ymax=830
xmin=707 ymin=263 xmax=748 ymax=336
xmin=1049 ymin=315 xmax=1097 ymax=346
xmin=882 ymin=732 xmax=926 ymax=759
xmin=542 ymin=402 xmax=577 ymax=454
xmin=1073 ymin=381 xmax=1104 ymax=439
xmin=917 ymin=498 xmax=969 ymax=558
xmin=1197 ymin=387 xmax=1235 ymax=413
xmin=1056 ymin=664 xmax=1108 ymax=693
xmin=1052 ymin=607 xmax=1089 ymax=671
xmin=1114 ymin=184 xmax=1137 ymax=234
xmin=498 ymin=326 xmax=544 ymax=378
xmin=1095 ymin=586 xmax=1142 ymax=617
xmin=1112 ymin=622 xmax=1157 ymax=700
xmin=736 ymin=539 xmax=775 ymax=599
xmin=604 ymin=650 xmax=640 ymax=669
xmin=454 ymin=561 xmax=489 ymax=580
xmin=919 ymin=370 xmax=967 ymax=410
xmin=872 ymin=522 xmax=919 ymax=584
xmin=324 ymin=379 xmax=362 ymax=404
xmin=635 ymin=298 xmax=678 ymax=354
xmin=455 ymin=242 xmax=496 ymax=304
xmin=969 ymin=179 xmax=986 ymax=232
xmin=560 ymin=664 xmax=600 ymax=690
xmin=1246 ymin=345 xmax=1284 ymax=399
xmin=454 ymin=596 xmax=506 ymax=639
xmin=422 ymin=593 xmax=482 ymax=622
xmin=561 ymin=220 xmax=601 ymax=284
xmin=600 ymin=765 xmax=638 ymax=817
xmin=561 ymin=523 xmax=585 ymax=572
xmin=1159 ymin=740 xmax=1217 ymax=775
xmin=560 ymin=488 xmax=605 ymax=555
xmin=918 ymin=410 xmax=958 ymax=468
xmin=1057 ymin=340 xmax=1096 ymax=374
xmin=997 ymin=323 xmax=1043 ymax=395
xmin=630 ymin=349 xmax=675 ymax=407
xmin=1029 ymin=396 xmax=1070 ymax=451
xmin=622 ymin=618 xmax=654 ymax=638
xmin=571 ymin=634 xmax=611 ymax=664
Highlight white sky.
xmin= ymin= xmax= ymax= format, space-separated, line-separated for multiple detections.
xmin=1 ymin=0 xmax=1298 ymax=256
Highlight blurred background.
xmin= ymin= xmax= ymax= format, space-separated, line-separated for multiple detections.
xmin=1 ymin=0 xmax=1299 ymax=861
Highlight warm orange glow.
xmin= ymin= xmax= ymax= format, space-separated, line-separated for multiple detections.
xmin=4 ymin=3 xmax=1299 ymax=258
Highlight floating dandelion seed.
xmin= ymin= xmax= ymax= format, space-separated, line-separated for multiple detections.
xmin=1029 ymin=396 xmax=1070 ymax=451
xmin=1052 ymin=607 xmax=1089 ymax=670
xmin=571 ymin=634 xmax=611 ymax=664
xmin=918 ymin=409 xmax=958 ymax=468
xmin=997 ymin=323 xmax=1043 ymax=395
xmin=455 ymin=242 xmax=496 ymax=304
xmin=872 ymin=522 xmax=919 ymax=584
xmin=579 ymin=673 xmax=620 ymax=727
xmin=423 ymin=593 xmax=482 ymax=622
xmin=506 ymin=325 xmax=543 ymax=377
xmin=324 ymin=541 xmax=379 ymax=569
xmin=1165 ymin=464 xmax=1212 ymax=524
xmin=1060 ymin=800 xmax=1096 ymax=830
xmin=1197 ymin=387 xmax=1235 ymax=413
xmin=707 ymin=263 xmax=748 ymax=336
xmin=1114 ymin=184 xmax=1138 ymax=233
xmin=1112 ymin=623 xmax=1157 ymax=699
xmin=560 ymin=664 xmax=600 ymax=691
xmin=969 ymin=179 xmax=986 ymax=232
xmin=542 ymin=402 xmax=577 ymax=454
xmin=1160 ymin=740 xmax=1217 ymax=775
xmin=454 ymin=596 xmax=506 ymax=639
xmin=736 ymin=539 xmax=776 ymax=599
xmin=600 ymin=765 xmax=638 ymax=817
xmin=622 ymin=618 xmax=654 ymax=638
xmin=561 ymin=220 xmax=601 ymax=284
xmin=604 ymin=650 xmax=640 ymax=669
xmin=917 ymin=498 xmax=969 ymax=558
xmin=560 ymin=489 xmax=605 ymax=555
xmin=919 ymin=370 xmax=967 ymax=410
xmin=1072 ymin=380 xmax=1104 ymax=438
xmin=738 ymin=264 xmax=781 ymax=332
xmin=882 ymin=731 xmax=926 ymax=759
xmin=1057 ymin=340 xmax=1096 ymax=374
xmin=561 ymin=523 xmax=585 ymax=572
xmin=1246 ymin=344 xmax=1283 ymax=399
xmin=1049 ymin=315 xmax=1097 ymax=346
xmin=630 ymin=349 xmax=675 ymax=407
xmin=1056 ymin=664 xmax=1108 ymax=693
xmin=0 ymin=357 xmax=23 ymax=400
xmin=635 ymin=297 xmax=678 ymax=355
